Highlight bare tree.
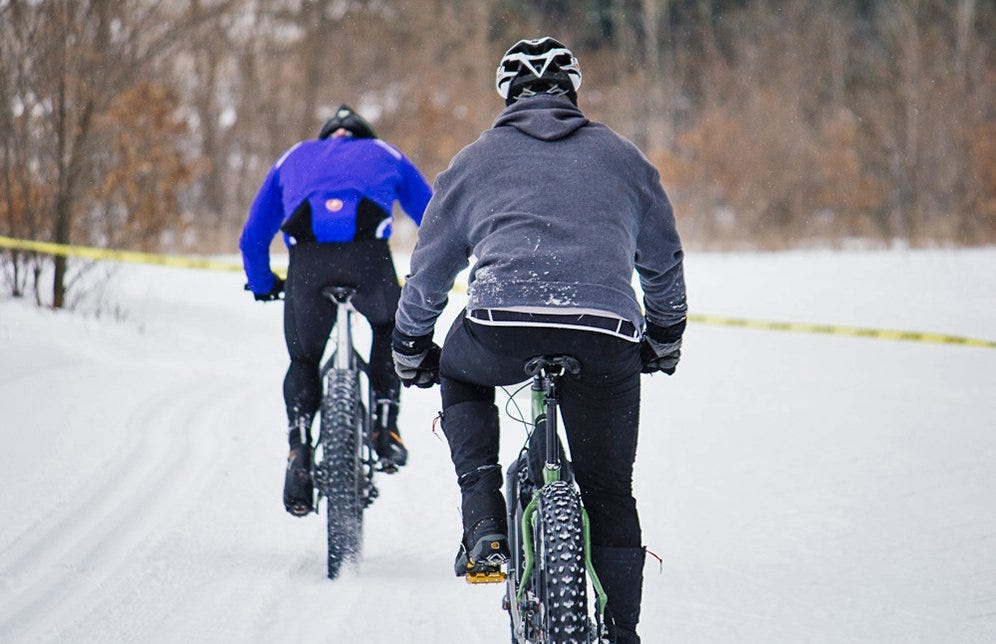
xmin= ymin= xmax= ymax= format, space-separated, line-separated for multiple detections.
xmin=859 ymin=0 xmax=995 ymax=245
xmin=0 ymin=0 xmax=224 ymax=306
xmin=3 ymin=0 xmax=994 ymax=300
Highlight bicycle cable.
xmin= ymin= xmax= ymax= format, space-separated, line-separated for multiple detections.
xmin=500 ymin=383 xmax=534 ymax=451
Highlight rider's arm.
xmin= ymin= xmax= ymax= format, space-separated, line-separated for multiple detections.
xmin=239 ymin=164 xmax=285 ymax=294
xmin=395 ymin=168 xmax=470 ymax=338
xmin=396 ymin=155 xmax=433 ymax=226
xmin=635 ymin=169 xmax=687 ymax=329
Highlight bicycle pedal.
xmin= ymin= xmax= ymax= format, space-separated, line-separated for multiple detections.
xmin=464 ymin=570 xmax=507 ymax=585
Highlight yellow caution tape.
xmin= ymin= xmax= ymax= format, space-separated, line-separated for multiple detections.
xmin=2 ymin=235 xmax=992 ymax=349
xmin=686 ymin=313 xmax=995 ymax=349
xmin=0 ymin=234 xmax=245 ymax=273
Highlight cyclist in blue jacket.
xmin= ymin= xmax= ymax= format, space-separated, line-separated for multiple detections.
xmin=240 ymin=105 xmax=432 ymax=517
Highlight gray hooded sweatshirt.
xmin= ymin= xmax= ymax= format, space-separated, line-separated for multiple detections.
xmin=396 ymin=94 xmax=686 ymax=339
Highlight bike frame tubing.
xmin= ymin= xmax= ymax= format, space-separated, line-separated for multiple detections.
xmin=532 ymin=374 xmax=563 ymax=485
xmin=583 ymin=507 xmax=608 ymax=619
xmin=319 ymin=295 xmax=370 ymax=381
xmin=332 ymin=298 xmax=355 ymax=371
xmin=515 ymin=368 xmax=608 ymax=618
xmin=319 ymin=292 xmax=372 ymax=439
xmin=516 ymin=372 xmax=556 ymax=604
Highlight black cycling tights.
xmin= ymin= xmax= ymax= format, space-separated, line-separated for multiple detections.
xmin=439 ymin=316 xmax=645 ymax=548
xmin=282 ymin=240 xmax=401 ymax=425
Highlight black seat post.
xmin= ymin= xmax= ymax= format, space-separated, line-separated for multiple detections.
xmin=542 ymin=371 xmax=561 ymax=474
xmin=524 ymin=355 xmax=581 ymax=482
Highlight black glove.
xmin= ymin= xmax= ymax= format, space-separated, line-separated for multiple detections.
xmin=392 ymin=329 xmax=441 ymax=388
xmin=246 ymin=273 xmax=284 ymax=302
xmin=640 ymin=319 xmax=685 ymax=375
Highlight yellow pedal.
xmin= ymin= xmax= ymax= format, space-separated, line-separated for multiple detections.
xmin=465 ymin=570 xmax=507 ymax=584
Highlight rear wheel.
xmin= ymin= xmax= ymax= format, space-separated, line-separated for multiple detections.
xmin=320 ymin=369 xmax=364 ymax=579
xmin=535 ymin=481 xmax=590 ymax=643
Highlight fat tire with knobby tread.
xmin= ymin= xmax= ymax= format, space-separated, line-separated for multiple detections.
xmin=535 ymin=480 xmax=590 ymax=643
xmin=321 ymin=369 xmax=363 ymax=579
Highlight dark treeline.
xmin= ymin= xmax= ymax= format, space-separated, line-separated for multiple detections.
xmin=1 ymin=0 xmax=994 ymax=307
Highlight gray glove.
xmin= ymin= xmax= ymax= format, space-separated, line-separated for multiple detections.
xmin=391 ymin=329 xmax=441 ymax=388
xmin=640 ymin=319 xmax=685 ymax=375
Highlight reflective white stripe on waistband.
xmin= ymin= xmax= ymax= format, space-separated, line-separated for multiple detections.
xmin=465 ymin=309 xmax=641 ymax=343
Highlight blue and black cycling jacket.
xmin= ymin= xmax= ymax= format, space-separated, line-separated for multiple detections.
xmin=240 ymin=137 xmax=432 ymax=294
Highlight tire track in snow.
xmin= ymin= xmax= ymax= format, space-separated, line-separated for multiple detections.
xmin=0 ymin=373 xmax=247 ymax=640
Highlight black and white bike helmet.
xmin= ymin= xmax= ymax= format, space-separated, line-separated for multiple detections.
xmin=496 ymin=37 xmax=582 ymax=105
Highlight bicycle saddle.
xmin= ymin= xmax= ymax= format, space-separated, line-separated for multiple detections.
xmin=321 ymin=285 xmax=357 ymax=303
xmin=523 ymin=355 xmax=581 ymax=377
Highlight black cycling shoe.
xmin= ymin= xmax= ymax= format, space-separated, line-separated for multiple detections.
xmin=454 ymin=516 xmax=510 ymax=576
xmin=373 ymin=428 xmax=408 ymax=471
xmin=373 ymin=399 xmax=407 ymax=472
xmin=283 ymin=443 xmax=314 ymax=517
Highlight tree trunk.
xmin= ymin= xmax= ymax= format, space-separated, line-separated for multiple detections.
xmin=50 ymin=1 xmax=106 ymax=308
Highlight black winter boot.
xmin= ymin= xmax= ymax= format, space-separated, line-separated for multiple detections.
xmin=453 ymin=515 xmax=510 ymax=576
xmin=592 ymin=546 xmax=645 ymax=643
xmin=288 ymin=414 xmax=313 ymax=449
xmin=440 ymin=401 xmax=508 ymax=575
xmin=372 ymin=397 xmax=407 ymax=471
xmin=284 ymin=415 xmax=314 ymax=516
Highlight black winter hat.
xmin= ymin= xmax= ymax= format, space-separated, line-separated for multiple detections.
xmin=318 ymin=105 xmax=377 ymax=139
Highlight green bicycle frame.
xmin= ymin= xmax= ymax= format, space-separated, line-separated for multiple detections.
xmin=514 ymin=373 xmax=608 ymax=620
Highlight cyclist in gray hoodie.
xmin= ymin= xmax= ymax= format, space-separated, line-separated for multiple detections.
xmin=393 ymin=37 xmax=686 ymax=643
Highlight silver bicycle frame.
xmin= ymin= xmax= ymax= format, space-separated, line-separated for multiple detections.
xmin=332 ymin=296 xmax=355 ymax=371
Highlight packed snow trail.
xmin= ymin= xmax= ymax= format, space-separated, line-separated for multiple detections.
xmin=1 ymin=249 xmax=994 ymax=643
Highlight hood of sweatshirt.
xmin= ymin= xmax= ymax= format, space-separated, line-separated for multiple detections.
xmin=491 ymin=95 xmax=590 ymax=141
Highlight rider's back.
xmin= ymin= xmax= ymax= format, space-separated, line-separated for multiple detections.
xmin=276 ymin=137 xmax=425 ymax=243
xmin=398 ymin=93 xmax=686 ymax=338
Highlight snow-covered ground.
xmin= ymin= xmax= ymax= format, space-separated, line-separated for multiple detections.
xmin=1 ymin=249 xmax=994 ymax=643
